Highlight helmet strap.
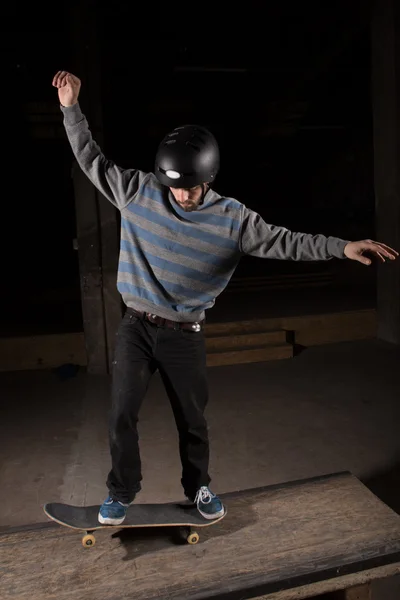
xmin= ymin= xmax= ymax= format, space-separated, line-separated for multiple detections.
xmin=201 ymin=183 xmax=209 ymax=203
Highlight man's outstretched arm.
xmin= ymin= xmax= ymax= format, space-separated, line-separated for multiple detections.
xmin=52 ymin=71 xmax=147 ymax=210
xmin=239 ymin=206 xmax=398 ymax=264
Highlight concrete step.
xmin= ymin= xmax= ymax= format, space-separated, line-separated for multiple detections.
xmin=205 ymin=330 xmax=287 ymax=352
xmin=206 ymin=343 xmax=294 ymax=367
xmin=0 ymin=309 xmax=376 ymax=371
xmin=205 ymin=321 xmax=281 ymax=336
xmin=204 ymin=309 xmax=376 ymax=344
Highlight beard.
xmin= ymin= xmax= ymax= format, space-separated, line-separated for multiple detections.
xmin=178 ymin=201 xmax=198 ymax=212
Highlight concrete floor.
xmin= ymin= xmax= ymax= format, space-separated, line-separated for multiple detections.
xmin=1 ymin=338 xmax=400 ymax=598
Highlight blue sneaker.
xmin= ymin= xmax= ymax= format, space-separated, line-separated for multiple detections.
xmin=193 ymin=486 xmax=225 ymax=520
xmin=98 ymin=496 xmax=131 ymax=525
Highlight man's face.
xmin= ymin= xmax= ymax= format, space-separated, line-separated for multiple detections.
xmin=169 ymin=185 xmax=206 ymax=212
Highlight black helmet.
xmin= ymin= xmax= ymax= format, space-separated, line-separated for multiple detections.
xmin=155 ymin=124 xmax=220 ymax=188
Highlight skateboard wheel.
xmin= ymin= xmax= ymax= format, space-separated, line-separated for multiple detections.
xmin=187 ymin=532 xmax=199 ymax=545
xmin=82 ymin=534 xmax=96 ymax=548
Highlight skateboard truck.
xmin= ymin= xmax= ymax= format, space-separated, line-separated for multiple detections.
xmin=80 ymin=527 xmax=200 ymax=548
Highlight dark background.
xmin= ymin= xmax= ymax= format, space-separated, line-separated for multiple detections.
xmin=0 ymin=0 xmax=375 ymax=336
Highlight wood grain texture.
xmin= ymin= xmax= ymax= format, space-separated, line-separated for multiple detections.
xmin=254 ymin=568 xmax=395 ymax=599
xmin=1 ymin=472 xmax=400 ymax=600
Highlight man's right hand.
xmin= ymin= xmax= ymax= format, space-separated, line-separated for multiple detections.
xmin=52 ymin=71 xmax=81 ymax=107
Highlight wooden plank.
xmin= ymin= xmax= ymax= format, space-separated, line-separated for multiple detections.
xmin=288 ymin=310 xmax=377 ymax=346
xmin=2 ymin=472 xmax=400 ymax=600
xmin=254 ymin=567 xmax=393 ymax=599
xmin=371 ymin=0 xmax=400 ymax=344
xmin=204 ymin=309 xmax=376 ymax=339
xmin=294 ymin=325 xmax=375 ymax=347
xmin=204 ymin=309 xmax=377 ymax=349
xmin=206 ymin=344 xmax=293 ymax=367
xmin=205 ymin=331 xmax=288 ymax=351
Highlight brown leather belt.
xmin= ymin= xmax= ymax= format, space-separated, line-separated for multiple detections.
xmin=127 ymin=308 xmax=204 ymax=332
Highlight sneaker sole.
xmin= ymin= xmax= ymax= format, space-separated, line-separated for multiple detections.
xmin=197 ymin=506 xmax=225 ymax=520
xmin=98 ymin=513 xmax=126 ymax=525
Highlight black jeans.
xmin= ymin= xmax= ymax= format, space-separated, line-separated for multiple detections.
xmin=106 ymin=310 xmax=211 ymax=503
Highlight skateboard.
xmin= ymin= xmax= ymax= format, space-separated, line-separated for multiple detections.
xmin=43 ymin=501 xmax=226 ymax=548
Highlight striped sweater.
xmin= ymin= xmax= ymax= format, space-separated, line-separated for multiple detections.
xmin=62 ymin=103 xmax=349 ymax=323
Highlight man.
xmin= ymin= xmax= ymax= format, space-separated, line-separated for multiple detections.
xmin=52 ymin=71 xmax=398 ymax=526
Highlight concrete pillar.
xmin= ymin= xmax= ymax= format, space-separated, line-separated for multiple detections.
xmin=68 ymin=1 xmax=121 ymax=373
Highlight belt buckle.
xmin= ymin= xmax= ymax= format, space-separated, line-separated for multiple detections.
xmin=191 ymin=322 xmax=201 ymax=332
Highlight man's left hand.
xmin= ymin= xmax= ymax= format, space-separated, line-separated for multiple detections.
xmin=344 ymin=240 xmax=399 ymax=265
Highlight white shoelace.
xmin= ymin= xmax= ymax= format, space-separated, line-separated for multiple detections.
xmin=105 ymin=497 xmax=129 ymax=507
xmin=194 ymin=486 xmax=215 ymax=505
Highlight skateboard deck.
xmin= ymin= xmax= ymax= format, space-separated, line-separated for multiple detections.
xmin=43 ymin=501 xmax=226 ymax=547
